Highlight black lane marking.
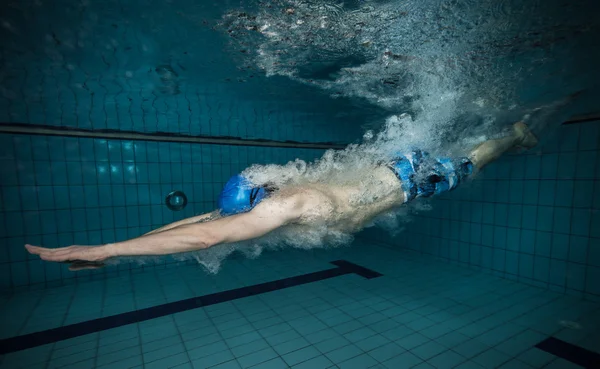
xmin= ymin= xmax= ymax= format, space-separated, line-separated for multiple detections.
xmin=536 ymin=337 xmax=600 ymax=369
xmin=0 ymin=123 xmax=346 ymax=149
xmin=330 ymin=260 xmax=383 ymax=279
xmin=562 ymin=115 xmax=600 ymax=125
xmin=0 ymin=260 xmax=382 ymax=354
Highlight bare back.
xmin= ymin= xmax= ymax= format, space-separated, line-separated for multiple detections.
xmin=285 ymin=166 xmax=405 ymax=233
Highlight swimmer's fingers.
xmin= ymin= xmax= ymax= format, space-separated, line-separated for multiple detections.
xmin=26 ymin=244 xmax=79 ymax=262
xmin=25 ymin=244 xmax=107 ymax=263
xmin=25 ymin=244 xmax=76 ymax=261
xmin=25 ymin=244 xmax=51 ymax=256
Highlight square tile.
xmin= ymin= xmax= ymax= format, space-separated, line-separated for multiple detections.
xmin=282 ymin=346 xmax=321 ymax=367
xmin=383 ymin=351 xmax=422 ymax=369
xmin=324 ymin=344 xmax=362 ymax=364
xmin=368 ymin=343 xmax=405 ymax=362
xmin=337 ymin=354 xmax=378 ymax=369
xmin=237 ymin=348 xmax=278 ymax=368
xmin=395 ymin=333 xmax=430 ymax=351
xmin=472 ymin=349 xmax=510 ymax=368
xmin=291 ymin=355 xmax=333 ymax=369
xmin=191 ymin=351 xmax=234 ymax=369
xmin=427 ymin=350 xmax=465 ymax=368
xmin=411 ymin=341 xmax=448 ymax=360
xmin=517 ymin=347 xmax=556 ymax=368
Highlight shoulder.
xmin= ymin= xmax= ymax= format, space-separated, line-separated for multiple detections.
xmin=270 ymin=190 xmax=310 ymax=212
xmin=245 ymin=190 xmax=305 ymax=223
xmin=285 ymin=187 xmax=336 ymax=220
xmin=260 ymin=188 xmax=324 ymax=219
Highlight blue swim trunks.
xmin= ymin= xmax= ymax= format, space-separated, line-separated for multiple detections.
xmin=388 ymin=150 xmax=473 ymax=203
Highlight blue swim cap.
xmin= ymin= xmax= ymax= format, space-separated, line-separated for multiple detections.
xmin=218 ymin=174 xmax=267 ymax=215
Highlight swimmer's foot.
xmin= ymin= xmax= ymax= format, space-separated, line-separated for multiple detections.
xmin=513 ymin=121 xmax=538 ymax=149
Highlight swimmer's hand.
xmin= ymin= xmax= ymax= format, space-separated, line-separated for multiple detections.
xmin=25 ymin=244 xmax=111 ymax=271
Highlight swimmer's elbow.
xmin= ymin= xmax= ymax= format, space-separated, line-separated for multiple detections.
xmin=197 ymin=230 xmax=220 ymax=249
xmin=180 ymin=224 xmax=220 ymax=250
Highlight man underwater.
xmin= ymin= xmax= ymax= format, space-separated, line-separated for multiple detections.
xmin=26 ymin=122 xmax=538 ymax=269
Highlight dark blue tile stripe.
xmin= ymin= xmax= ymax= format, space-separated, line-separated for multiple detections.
xmin=0 ymin=260 xmax=381 ymax=354
xmin=562 ymin=115 xmax=600 ymax=125
xmin=536 ymin=337 xmax=600 ymax=369
xmin=330 ymin=260 xmax=383 ymax=279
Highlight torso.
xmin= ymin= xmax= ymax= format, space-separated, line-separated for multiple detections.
xmin=289 ymin=166 xmax=405 ymax=233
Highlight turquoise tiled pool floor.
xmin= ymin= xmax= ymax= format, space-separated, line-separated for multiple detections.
xmin=0 ymin=241 xmax=599 ymax=369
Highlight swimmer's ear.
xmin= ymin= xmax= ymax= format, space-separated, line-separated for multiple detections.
xmin=263 ymin=182 xmax=279 ymax=194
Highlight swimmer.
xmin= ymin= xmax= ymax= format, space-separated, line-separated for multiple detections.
xmin=25 ymin=122 xmax=538 ymax=270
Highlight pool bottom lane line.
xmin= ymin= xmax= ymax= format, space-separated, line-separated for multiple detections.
xmin=0 ymin=260 xmax=382 ymax=354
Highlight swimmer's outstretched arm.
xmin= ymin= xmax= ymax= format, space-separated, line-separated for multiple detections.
xmin=25 ymin=194 xmax=305 ymax=267
xmin=143 ymin=211 xmax=217 ymax=236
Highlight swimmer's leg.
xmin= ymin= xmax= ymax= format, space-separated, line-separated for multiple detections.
xmin=469 ymin=122 xmax=538 ymax=171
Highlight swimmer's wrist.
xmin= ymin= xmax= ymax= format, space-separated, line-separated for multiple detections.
xmin=103 ymin=243 xmax=119 ymax=258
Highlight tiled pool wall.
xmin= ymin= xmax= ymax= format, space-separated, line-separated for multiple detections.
xmin=361 ymin=121 xmax=600 ymax=301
